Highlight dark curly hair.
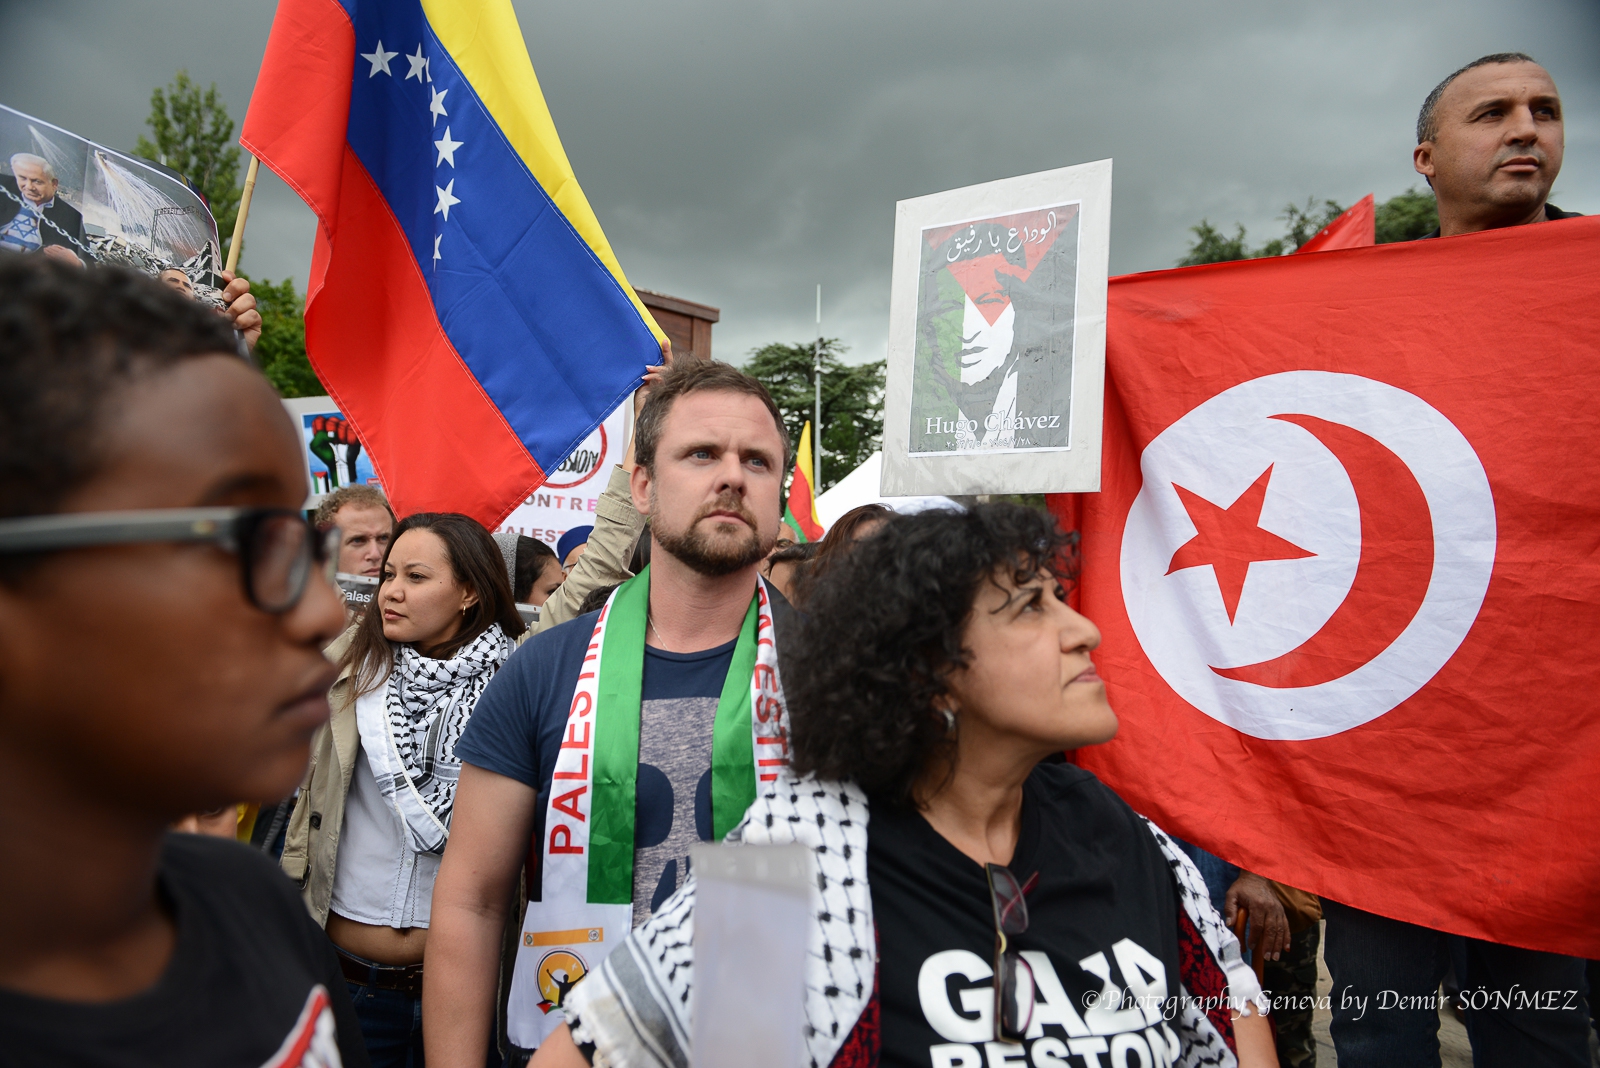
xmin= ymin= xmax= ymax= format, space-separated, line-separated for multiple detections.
xmin=787 ymin=503 xmax=1078 ymax=805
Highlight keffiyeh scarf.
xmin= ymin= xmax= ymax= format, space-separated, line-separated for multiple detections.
xmin=564 ymin=769 xmax=1266 ymax=1068
xmin=355 ymin=624 xmax=514 ymax=855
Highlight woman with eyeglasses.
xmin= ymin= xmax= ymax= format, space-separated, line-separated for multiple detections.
xmin=533 ymin=503 xmax=1276 ymax=1068
xmin=0 ymin=260 xmax=370 ymax=1065
xmin=281 ymin=512 xmax=525 ymax=1066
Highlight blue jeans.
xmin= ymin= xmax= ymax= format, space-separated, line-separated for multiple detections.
xmin=346 ymin=981 xmax=425 ymax=1068
xmin=1322 ymin=898 xmax=1591 ymax=1068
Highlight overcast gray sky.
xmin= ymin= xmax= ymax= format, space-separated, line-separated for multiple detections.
xmin=2 ymin=0 xmax=1595 ymax=365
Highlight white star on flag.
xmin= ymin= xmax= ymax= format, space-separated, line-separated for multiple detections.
xmin=405 ymin=45 xmax=428 ymax=82
xmin=433 ymin=234 xmax=442 ymax=266
xmin=429 ymin=87 xmax=449 ymax=127
xmin=435 ymin=179 xmax=460 ymax=221
xmin=361 ymin=41 xmax=398 ymax=77
xmin=425 ymin=57 xmax=432 ymax=83
xmin=434 ymin=127 xmax=463 ymax=168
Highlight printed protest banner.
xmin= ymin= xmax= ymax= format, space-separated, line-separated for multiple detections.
xmin=0 ymin=103 xmax=223 ymax=295
xmin=496 ymin=404 xmax=629 ymax=548
xmin=282 ymin=396 xmax=380 ymax=506
xmin=881 ymin=159 xmax=1110 ymax=496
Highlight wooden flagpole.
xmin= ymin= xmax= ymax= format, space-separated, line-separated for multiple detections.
xmin=224 ymin=155 xmax=260 ymax=275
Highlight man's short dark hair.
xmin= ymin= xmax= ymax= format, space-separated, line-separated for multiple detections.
xmin=1417 ymin=52 xmax=1540 ymax=144
xmin=313 ymin=485 xmax=395 ymax=531
xmin=633 ymin=359 xmax=791 ymax=474
xmin=0 ymin=256 xmax=241 ymax=522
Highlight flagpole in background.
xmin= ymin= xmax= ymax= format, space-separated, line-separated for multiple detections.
xmin=813 ymin=284 xmax=823 ymax=494
xmin=224 ymin=155 xmax=260 ymax=275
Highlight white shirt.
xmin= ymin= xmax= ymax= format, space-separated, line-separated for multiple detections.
xmin=329 ymin=691 xmax=441 ymax=929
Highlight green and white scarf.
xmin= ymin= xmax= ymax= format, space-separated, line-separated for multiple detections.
xmin=506 ymin=566 xmax=789 ymax=1049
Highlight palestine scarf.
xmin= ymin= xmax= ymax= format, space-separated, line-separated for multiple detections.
xmin=355 ymin=624 xmax=515 ymax=855
xmin=505 ymin=567 xmax=788 ymax=1049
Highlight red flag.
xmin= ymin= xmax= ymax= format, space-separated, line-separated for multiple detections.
xmin=1072 ymin=217 xmax=1600 ymax=957
xmin=1294 ymin=194 xmax=1375 ymax=254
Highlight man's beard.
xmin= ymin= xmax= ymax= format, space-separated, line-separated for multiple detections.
xmin=652 ymin=491 xmax=772 ymax=577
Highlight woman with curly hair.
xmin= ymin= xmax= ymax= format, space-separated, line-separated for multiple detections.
xmin=534 ymin=504 xmax=1275 ymax=1068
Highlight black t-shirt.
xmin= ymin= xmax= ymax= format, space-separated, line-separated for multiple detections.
xmin=869 ymin=763 xmax=1182 ymax=1068
xmin=0 ymin=833 xmax=369 ymax=1068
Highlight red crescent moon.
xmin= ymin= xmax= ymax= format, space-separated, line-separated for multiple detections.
xmin=1210 ymin=413 xmax=1434 ymax=688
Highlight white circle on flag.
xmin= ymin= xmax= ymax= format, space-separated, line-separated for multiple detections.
xmin=1120 ymin=371 xmax=1496 ymax=740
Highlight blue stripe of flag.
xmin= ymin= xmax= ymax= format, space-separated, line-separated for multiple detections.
xmin=341 ymin=0 xmax=655 ymax=474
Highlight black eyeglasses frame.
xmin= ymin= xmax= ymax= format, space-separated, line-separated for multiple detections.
xmin=0 ymin=507 xmax=338 ymax=614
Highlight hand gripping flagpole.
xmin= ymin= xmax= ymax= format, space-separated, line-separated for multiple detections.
xmin=224 ymin=155 xmax=261 ymax=275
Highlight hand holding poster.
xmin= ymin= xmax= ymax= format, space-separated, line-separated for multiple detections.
xmin=882 ymin=160 xmax=1111 ymax=495
xmin=0 ymin=104 xmax=224 ymax=297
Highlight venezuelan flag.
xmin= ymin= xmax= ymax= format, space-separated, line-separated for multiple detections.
xmin=242 ymin=0 xmax=666 ymax=524
xmin=783 ymin=421 xmax=824 ymax=542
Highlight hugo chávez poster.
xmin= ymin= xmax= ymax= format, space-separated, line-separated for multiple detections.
xmin=881 ymin=160 xmax=1110 ymax=496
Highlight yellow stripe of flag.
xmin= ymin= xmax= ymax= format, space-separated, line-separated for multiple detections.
xmin=419 ymin=0 xmax=666 ymax=348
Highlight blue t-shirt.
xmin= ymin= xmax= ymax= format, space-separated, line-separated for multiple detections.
xmin=456 ymin=611 xmax=737 ymax=926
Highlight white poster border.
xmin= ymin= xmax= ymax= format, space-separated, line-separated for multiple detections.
xmin=881 ymin=159 xmax=1110 ymax=496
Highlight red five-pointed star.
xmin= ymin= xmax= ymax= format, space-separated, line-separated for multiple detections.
xmin=1166 ymin=465 xmax=1315 ymax=624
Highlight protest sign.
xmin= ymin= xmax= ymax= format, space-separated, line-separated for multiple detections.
xmin=0 ymin=103 xmax=222 ymax=293
xmin=496 ymin=403 xmax=630 ymax=549
xmin=335 ymin=572 xmax=377 ymax=613
xmin=282 ymin=396 xmax=381 ymax=506
xmin=881 ymin=160 xmax=1110 ymax=496
xmin=690 ymin=843 xmax=811 ymax=1068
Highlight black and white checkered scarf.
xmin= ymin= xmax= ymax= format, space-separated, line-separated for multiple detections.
xmin=355 ymin=624 xmax=514 ymax=855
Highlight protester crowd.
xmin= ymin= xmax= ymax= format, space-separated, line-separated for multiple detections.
xmin=0 ymin=49 xmax=1594 ymax=1068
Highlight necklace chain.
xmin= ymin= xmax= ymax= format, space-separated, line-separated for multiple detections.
xmin=647 ymin=607 xmax=670 ymax=653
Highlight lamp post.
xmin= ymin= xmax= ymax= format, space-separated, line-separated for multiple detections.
xmin=813 ymin=284 xmax=823 ymax=494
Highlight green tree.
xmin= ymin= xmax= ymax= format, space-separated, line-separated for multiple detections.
xmin=1180 ymin=189 xmax=1439 ymax=265
xmin=135 ymin=71 xmax=243 ymax=249
xmin=1178 ymin=221 xmax=1255 ymax=265
xmin=246 ymin=275 xmax=324 ymax=398
xmin=1375 ymin=187 xmax=1439 ymax=243
xmin=742 ymin=339 xmax=885 ymax=493
xmin=1179 ymin=198 xmax=1345 ymax=265
xmin=1283 ymin=197 xmax=1346 ymax=248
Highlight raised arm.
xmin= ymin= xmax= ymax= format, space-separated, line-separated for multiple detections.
xmin=531 ymin=341 xmax=674 ymax=633
xmin=423 ymin=763 xmax=538 ymax=1068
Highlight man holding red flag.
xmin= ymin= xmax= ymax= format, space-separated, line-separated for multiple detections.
xmin=1315 ymin=53 xmax=1589 ymax=1068
xmin=1072 ymin=51 xmax=1593 ymax=1068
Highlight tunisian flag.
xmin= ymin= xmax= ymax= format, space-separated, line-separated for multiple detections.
xmin=1069 ymin=216 xmax=1600 ymax=957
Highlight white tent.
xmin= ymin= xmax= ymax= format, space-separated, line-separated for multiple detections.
xmin=813 ymin=451 xmax=960 ymax=531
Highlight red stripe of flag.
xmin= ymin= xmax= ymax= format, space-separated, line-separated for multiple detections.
xmin=243 ymin=0 xmax=542 ymax=522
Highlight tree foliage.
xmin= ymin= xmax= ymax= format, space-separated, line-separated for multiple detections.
xmin=1180 ymin=190 xmax=1439 ymax=265
xmin=742 ymin=339 xmax=884 ymax=493
xmin=1375 ymin=187 xmax=1439 ymax=243
xmin=245 ymin=275 xmax=324 ymax=398
xmin=135 ymin=73 xmax=321 ymax=400
xmin=1179 ymin=198 xmax=1344 ymax=265
xmin=134 ymin=71 xmax=243 ymax=249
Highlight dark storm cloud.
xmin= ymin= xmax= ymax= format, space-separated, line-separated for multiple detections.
xmin=2 ymin=0 xmax=1595 ymax=366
